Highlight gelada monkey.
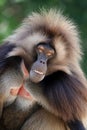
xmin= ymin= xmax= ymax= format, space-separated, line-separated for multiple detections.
xmin=0 ymin=9 xmax=87 ymax=130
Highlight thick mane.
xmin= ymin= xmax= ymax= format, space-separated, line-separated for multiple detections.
xmin=6 ymin=9 xmax=82 ymax=62
xmin=5 ymin=9 xmax=84 ymax=79
xmin=24 ymin=9 xmax=82 ymax=59
xmin=4 ymin=9 xmax=87 ymax=122
xmin=40 ymin=71 xmax=87 ymax=121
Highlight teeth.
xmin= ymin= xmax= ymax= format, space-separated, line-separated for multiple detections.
xmin=33 ymin=70 xmax=44 ymax=75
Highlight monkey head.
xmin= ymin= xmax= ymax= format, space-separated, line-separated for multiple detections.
xmin=29 ymin=42 xmax=55 ymax=83
xmin=5 ymin=9 xmax=83 ymax=83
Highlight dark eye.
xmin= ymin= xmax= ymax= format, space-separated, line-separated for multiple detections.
xmin=46 ymin=50 xmax=55 ymax=57
xmin=36 ymin=42 xmax=55 ymax=58
xmin=47 ymin=53 xmax=52 ymax=56
xmin=37 ymin=45 xmax=45 ymax=53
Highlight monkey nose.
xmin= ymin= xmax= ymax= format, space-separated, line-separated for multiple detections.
xmin=40 ymin=60 xmax=46 ymax=64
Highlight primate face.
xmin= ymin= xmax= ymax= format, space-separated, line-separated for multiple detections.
xmin=30 ymin=42 xmax=55 ymax=83
xmin=5 ymin=10 xmax=81 ymax=84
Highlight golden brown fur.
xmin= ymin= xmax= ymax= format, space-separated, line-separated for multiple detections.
xmin=21 ymin=108 xmax=68 ymax=130
xmin=5 ymin=10 xmax=84 ymax=77
xmin=0 ymin=9 xmax=87 ymax=130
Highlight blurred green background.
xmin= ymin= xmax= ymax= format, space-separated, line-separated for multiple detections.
xmin=0 ymin=0 xmax=87 ymax=75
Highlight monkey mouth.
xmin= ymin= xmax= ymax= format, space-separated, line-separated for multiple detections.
xmin=33 ymin=70 xmax=44 ymax=75
xmin=30 ymin=69 xmax=45 ymax=83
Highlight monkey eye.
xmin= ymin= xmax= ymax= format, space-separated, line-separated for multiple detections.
xmin=46 ymin=50 xmax=55 ymax=57
xmin=37 ymin=45 xmax=45 ymax=53
xmin=47 ymin=53 xmax=52 ymax=56
xmin=36 ymin=43 xmax=55 ymax=58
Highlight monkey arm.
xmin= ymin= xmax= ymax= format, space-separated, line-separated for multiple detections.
xmin=0 ymin=43 xmax=27 ymax=115
xmin=0 ymin=43 xmax=17 ymax=116
xmin=0 ymin=99 xmax=39 ymax=130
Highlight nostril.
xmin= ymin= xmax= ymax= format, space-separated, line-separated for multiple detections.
xmin=43 ymin=61 xmax=45 ymax=64
xmin=40 ymin=61 xmax=42 ymax=63
xmin=40 ymin=60 xmax=45 ymax=64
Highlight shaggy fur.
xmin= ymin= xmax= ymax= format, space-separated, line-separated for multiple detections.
xmin=0 ymin=9 xmax=87 ymax=130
